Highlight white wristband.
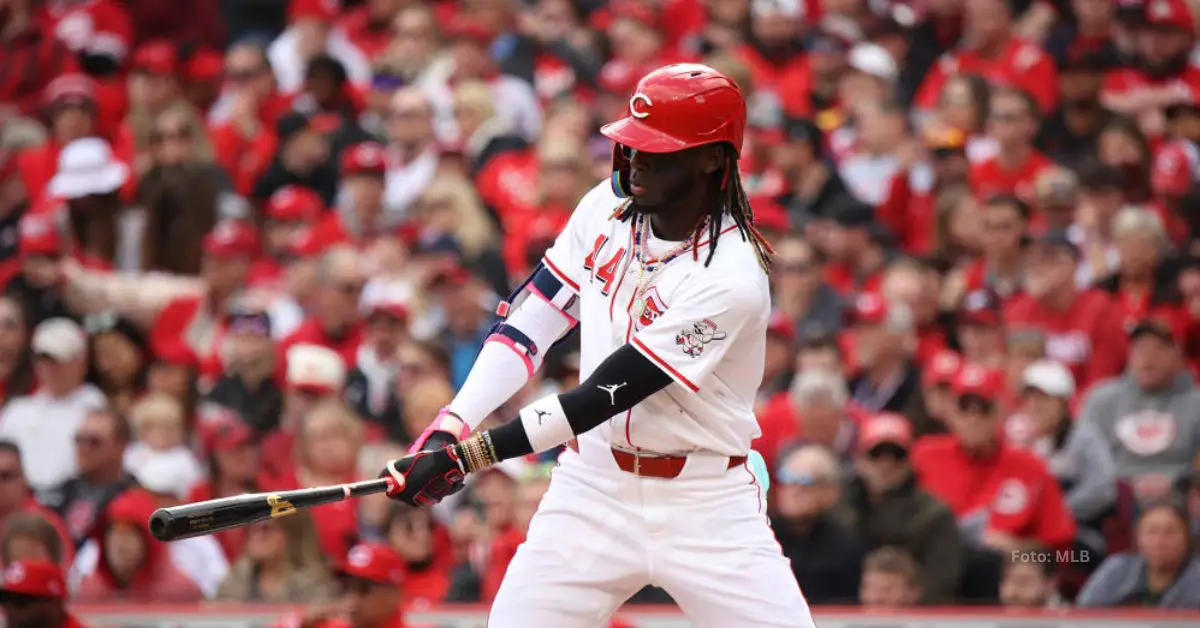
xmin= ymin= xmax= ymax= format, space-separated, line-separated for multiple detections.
xmin=518 ymin=395 xmax=574 ymax=453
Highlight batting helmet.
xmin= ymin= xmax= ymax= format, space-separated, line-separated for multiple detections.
xmin=601 ymin=64 xmax=747 ymax=198
xmin=601 ymin=64 xmax=747 ymax=156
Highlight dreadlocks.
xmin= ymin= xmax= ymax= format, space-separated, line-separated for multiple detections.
xmin=610 ymin=143 xmax=774 ymax=272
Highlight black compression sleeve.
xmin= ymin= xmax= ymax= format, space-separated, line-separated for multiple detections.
xmin=487 ymin=344 xmax=675 ymax=460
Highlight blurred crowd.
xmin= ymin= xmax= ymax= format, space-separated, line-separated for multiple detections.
xmin=3 ymin=0 xmax=1200 ymax=624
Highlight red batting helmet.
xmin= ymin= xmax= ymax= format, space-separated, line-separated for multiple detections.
xmin=601 ymin=64 xmax=747 ymax=155
xmin=600 ymin=64 xmax=746 ymax=197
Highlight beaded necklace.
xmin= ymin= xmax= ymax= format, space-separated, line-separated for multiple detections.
xmin=629 ymin=211 xmax=709 ymax=319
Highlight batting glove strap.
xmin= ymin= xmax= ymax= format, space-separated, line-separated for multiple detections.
xmin=409 ymin=407 xmax=470 ymax=454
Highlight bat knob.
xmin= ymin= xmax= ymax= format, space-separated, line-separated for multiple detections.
xmin=148 ymin=508 xmax=178 ymax=541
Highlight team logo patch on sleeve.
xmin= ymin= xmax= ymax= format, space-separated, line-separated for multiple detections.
xmin=676 ymin=319 xmax=727 ymax=357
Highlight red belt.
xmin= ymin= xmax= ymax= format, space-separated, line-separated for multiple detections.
xmin=566 ymin=440 xmax=747 ymax=479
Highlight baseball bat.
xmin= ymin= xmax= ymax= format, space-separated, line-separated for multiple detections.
xmin=148 ymin=477 xmax=396 ymax=542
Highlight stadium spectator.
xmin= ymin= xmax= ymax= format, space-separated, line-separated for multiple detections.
xmin=268 ymin=0 xmax=370 ymax=94
xmin=955 ymin=290 xmax=1007 ymax=370
xmin=858 ymin=547 xmax=923 ymax=609
xmin=186 ymin=416 xmax=262 ymax=561
xmin=317 ymin=141 xmax=393 ymax=245
xmin=430 ymin=266 xmax=495 ymax=390
xmin=0 ymin=318 xmax=104 ymax=491
xmin=0 ymin=296 xmax=35 ymax=406
xmin=252 ymin=112 xmax=341 ymax=205
xmin=1077 ymin=499 xmax=1200 ymax=608
xmin=205 ymin=307 xmax=283 ymax=434
xmin=755 ymin=370 xmax=857 ymax=474
xmin=276 ymin=543 xmax=406 ymax=628
xmin=280 ymin=246 xmax=368 ymax=367
xmin=881 ymin=258 xmax=947 ymax=366
xmin=1 ymin=512 xmax=67 ymax=566
xmin=259 ymin=343 xmax=347 ymax=479
xmin=771 ymin=444 xmax=866 ymax=605
xmin=760 ymin=314 xmax=798 ymax=403
xmin=82 ymin=313 xmax=146 ymax=417
xmin=382 ymin=87 xmax=439 ymax=217
xmin=276 ymin=398 xmax=364 ymax=559
xmin=1095 ymin=117 xmax=1155 ymax=204
xmin=913 ymin=364 xmax=1077 ymax=552
xmin=452 ymin=80 xmax=528 ymax=176
xmin=1096 ymin=208 xmax=1182 ymax=325
xmin=122 ymin=394 xmax=203 ymax=497
xmin=215 ymin=512 xmax=334 ymax=603
xmin=14 ymin=75 xmax=99 ymax=199
xmin=0 ymin=0 xmax=80 ymax=117
xmin=345 ymin=287 xmax=407 ymax=433
xmin=1078 ymin=318 xmax=1200 ymax=502
xmin=999 ymin=544 xmax=1065 ymax=608
xmin=397 ymin=378 xmax=454 ymax=447
xmin=385 ymin=503 xmax=453 ymax=606
xmin=208 ymin=43 xmax=286 ymax=197
xmin=840 ymin=413 xmax=963 ymax=603
xmin=921 ymin=349 xmax=963 ymax=433
xmin=952 ymin=195 xmax=1030 ymax=306
xmin=916 ymin=0 xmax=1058 ymax=113
xmin=847 ymin=295 xmax=930 ymax=429
xmin=136 ymin=102 xmax=230 ymax=275
xmin=1033 ymin=167 xmax=1082 ymax=232
xmin=1010 ymin=360 xmax=1118 ymax=550
xmin=0 ymin=560 xmax=87 ymax=628
xmin=74 ymin=489 xmax=202 ymax=603
xmin=822 ymin=199 xmax=893 ymax=296
xmin=41 ymin=406 xmax=133 ymax=549
xmin=0 ymin=443 xmax=71 ymax=564
xmin=412 ymin=173 xmax=508 ymax=296
xmin=971 ymin=88 xmax=1054 ymax=203
xmin=1005 ymin=230 xmax=1129 ymax=392
xmin=771 ymin=235 xmax=843 ymax=340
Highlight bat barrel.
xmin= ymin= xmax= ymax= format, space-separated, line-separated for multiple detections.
xmin=149 ymin=478 xmax=393 ymax=542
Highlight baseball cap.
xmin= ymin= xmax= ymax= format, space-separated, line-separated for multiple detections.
xmin=923 ymin=350 xmax=963 ymax=388
xmin=32 ymin=318 xmax=86 ymax=362
xmin=1031 ymin=229 xmax=1081 ymax=259
xmin=1129 ymin=317 xmax=1183 ymax=344
xmin=951 ymin=363 xmax=1006 ymax=402
xmin=767 ymin=312 xmax=797 ymax=343
xmin=445 ymin=16 xmax=497 ymax=45
xmin=848 ymin=43 xmax=898 ymax=83
xmin=858 ymin=413 xmax=914 ymax=452
xmin=199 ymin=416 xmax=255 ymax=456
xmin=286 ymin=344 xmax=347 ymax=394
xmin=276 ymin=112 xmax=340 ymax=144
xmin=203 ymin=221 xmax=260 ymax=258
xmin=782 ymin=117 xmax=823 ymax=148
xmin=266 ymin=186 xmax=325 ymax=222
xmin=850 ymin=292 xmax=889 ymax=325
xmin=43 ymin=74 xmax=97 ymax=109
xmin=290 ymin=0 xmax=341 ymax=22
xmin=131 ymin=40 xmax=178 ymax=75
xmin=1021 ymin=359 xmax=1076 ymax=398
xmin=361 ymin=285 xmax=411 ymax=321
xmin=751 ymin=196 xmax=790 ymax=233
xmin=340 ymin=142 xmax=387 ymax=178
xmin=1144 ymin=0 xmax=1196 ymax=35
xmin=18 ymin=211 xmax=67 ymax=257
xmin=0 ymin=561 xmax=66 ymax=600
xmin=959 ymin=290 xmax=1001 ymax=327
xmin=339 ymin=543 xmax=405 ymax=585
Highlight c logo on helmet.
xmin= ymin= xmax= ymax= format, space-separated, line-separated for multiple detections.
xmin=630 ymin=93 xmax=653 ymax=119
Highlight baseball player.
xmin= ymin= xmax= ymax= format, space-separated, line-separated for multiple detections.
xmin=381 ymin=64 xmax=815 ymax=627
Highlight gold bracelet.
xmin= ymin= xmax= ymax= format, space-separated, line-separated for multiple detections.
xmin=481 ymin=431 xmax=498 ymax=463
xmin=462 ymin=436 xmax=489 ymax=473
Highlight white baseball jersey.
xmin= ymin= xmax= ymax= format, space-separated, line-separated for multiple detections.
xmin=541 ymin=181 xmax=769 ymax=456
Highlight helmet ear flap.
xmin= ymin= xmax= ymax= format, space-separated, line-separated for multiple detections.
xmin=610 ymin=144 xmax=632 ymax=198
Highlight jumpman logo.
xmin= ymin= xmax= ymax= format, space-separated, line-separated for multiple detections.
xmin=598 ymin=382 xmax=627 ymax=405
xmin=535 ymin=409 xmax=550 ymax=424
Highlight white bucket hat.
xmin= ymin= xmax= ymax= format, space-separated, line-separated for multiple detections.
xmin=48 ymin=137 xmax=129 ymax=199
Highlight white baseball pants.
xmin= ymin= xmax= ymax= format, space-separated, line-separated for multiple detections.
xmin=487 ymin=440 xmax=816 ymax=627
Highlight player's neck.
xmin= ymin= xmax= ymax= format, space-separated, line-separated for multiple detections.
xmin=650 ymin=208 xmax=709 ymax=242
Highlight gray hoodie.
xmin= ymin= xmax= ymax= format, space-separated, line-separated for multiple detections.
xmin=1078 ymin=372 xmax=1200 ymax=486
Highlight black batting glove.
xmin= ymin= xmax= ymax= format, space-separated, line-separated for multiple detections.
xmin=381 ymin=446 xmax=467 ymax=507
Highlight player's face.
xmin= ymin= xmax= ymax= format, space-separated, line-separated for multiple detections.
xmin=625 ymin=145 xmax=718 ymax=212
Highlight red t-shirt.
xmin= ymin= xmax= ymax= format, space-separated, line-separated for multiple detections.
xmin=916 ymin=37 xmax=1059 ymax=113
xmin=1004 ymin=289 xmax=1129 ymax=394
xmin=278 ymin=318 xmax=366 ymax=369
xmin=969 ymin=151 xmax=1054 ymax=204
xmin=912 ymin=435 xmax=1077 ymax=548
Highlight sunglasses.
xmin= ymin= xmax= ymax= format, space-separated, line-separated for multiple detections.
xmin=74 ymin=433 xmax=105 ymax=447
xmin=226 ymin=68 xmax=264 ymax=82
xmin=865 ymin=444 xmax=908 ymax=461
xmin=775 ymin=469 xmax=829 ymax=487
